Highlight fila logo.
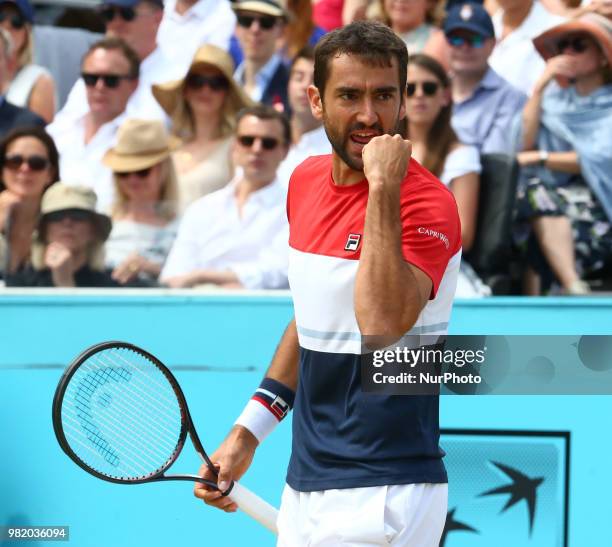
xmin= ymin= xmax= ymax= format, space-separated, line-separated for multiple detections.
xmin=345 ymin=233 xmax=362 ymax=252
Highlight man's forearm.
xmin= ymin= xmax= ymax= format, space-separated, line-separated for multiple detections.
xmin=354 ymin=186 xmax=423 ymax=337
xmin=264 ymin=319 xmax=299 ymax=391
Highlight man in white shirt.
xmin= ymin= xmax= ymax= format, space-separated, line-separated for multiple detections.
xmin=161 ymin=105 xmax=290 ymax=289
xmin=157 ymin=0 xmax=236 ymax=64
xmin=489 ymin=0 xmax=565 ymax=95
xmin=52 ymin=0 xmax=181 ymax=124
xmin=233 ymin=0 xmax=291 ymax=113
xmin=277 ymin=46 xmax=330 ymax=187
xmin=47 ymin=38 xmax=139 ymax=212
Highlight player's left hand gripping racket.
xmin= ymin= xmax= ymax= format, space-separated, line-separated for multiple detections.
xmin=52 ymin=341 xmax=278 ymax=534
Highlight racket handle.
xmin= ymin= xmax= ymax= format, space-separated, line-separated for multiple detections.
xmin=230 ymin=480 xmax=279 ymax=534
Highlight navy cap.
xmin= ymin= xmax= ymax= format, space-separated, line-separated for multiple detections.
xmin=0 ymin=0 xmax=35 ymax=23
xmin=102 ymin=0 xmax=164 ymax=8
xmin=444 ymin=2 xmax=495 ymax=39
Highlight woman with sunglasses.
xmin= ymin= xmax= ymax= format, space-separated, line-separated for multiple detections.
xmin=516 ymin=14 xmax=612 ymax=295
xmin=405 ymin=54 xmax=489 ymax=297
xmin=153 ymin=44 xmax=252 ymax=211
xmin=0 ymin=0 xmax=56 ymax=122
xmin=0 ymin=126 xmax=59 ymax=281
xmin=102 ymin=119 xmax=180 ymax=286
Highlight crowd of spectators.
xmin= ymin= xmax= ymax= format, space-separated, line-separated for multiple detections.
xmin=0 ymin=0 xmax=610 ymax=296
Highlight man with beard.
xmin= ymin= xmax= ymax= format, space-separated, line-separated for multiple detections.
xmin=194 ymin=21 xmax=461 ymax=546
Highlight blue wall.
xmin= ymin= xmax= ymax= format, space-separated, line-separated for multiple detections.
xmin=1 ymin=292 xmax=611 ymax=546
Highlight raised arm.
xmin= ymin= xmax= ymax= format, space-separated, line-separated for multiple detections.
xmin=354 ymin=135 xmax=432 ymax=340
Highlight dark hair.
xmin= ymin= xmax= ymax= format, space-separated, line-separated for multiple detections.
xmin=290 ymin=45 xmax=315 ymax=74
xmin=236 ymin=105 xmax=291 ymax=146
xmin=0 ymin=126 xmax=60 ymax=192
xmin=407 ymin=54 xmax=458 ymax=177
xmin=314 ymin=21 xmax=408 ymax=99
xmin=82 ymin=37 xmax=140 ymax=79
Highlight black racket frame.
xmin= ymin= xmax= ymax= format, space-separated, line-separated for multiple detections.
xmin=52 ymin=341 xmax=224 ymax=491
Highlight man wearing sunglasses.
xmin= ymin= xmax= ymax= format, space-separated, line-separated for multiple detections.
xmin=53 ymin=0 xmax=182 ymax=125
xmin=445 ymin=2 xmax=527 ymax=154
xmin=0 ymin=27 xmax=44 ymax=139
xmin=161 ymin=105 xmax=290 ymax=290
xmin=232 ymin=0 xmax=291 ymax=113
xmin=47 ymin=38 xmax=139 ymax=212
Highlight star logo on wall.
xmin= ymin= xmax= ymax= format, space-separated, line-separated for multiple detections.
xmin=439 ymin=508 xmax=478 ymax=546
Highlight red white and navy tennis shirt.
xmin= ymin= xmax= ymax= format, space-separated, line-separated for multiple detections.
xmin=286 ymin=154 xmax=461 ymax=491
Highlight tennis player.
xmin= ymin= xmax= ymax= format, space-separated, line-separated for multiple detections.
xmin=195 ymin=20 xmax=461 ymax=546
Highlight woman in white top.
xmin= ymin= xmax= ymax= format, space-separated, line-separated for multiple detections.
xmin=371 ymin=0 xmax=443 ymax=55
xmin=0 ymin=0 xmax=56 ymax=122
xmin=405 ymin=53 xmax=489 ymax=297
xmin=153 ymin=44 xmax=252 ymax=211
xmin=102 ymin=119 xmax=180 ymax=286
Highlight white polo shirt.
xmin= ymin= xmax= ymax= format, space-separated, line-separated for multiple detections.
xmin=52 ymin=46 xmax=181 ymax=125
xmin=157 ymin=0 xmax=236 ymax=65
xmin=276 ymin=125 xmax=331 ymax=188
xmin=489 ymin=1 xmax=565 ymax=96
xmin=161 ymin=175 xmax=289 ymax=289
xmin=47 ymin=112 xmax=126 ymax=213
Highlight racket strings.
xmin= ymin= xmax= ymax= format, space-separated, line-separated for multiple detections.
xmin=60 ymin=347 xmax=184 ymax=481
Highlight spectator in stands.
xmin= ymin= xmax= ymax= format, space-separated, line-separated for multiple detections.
xmin=47 ymin=38 xmax=139 ymax=213
xmin=6 ymin=183 xmax=118 ymax=287
xmin=406 ymin=53 xmax=490 ymax=297
xmin=445 ymin=2 xmax=527 ymax=153
xmin=102 ymin=119 xmax=180 ymax=285
xmin=0 ymin=28 xmax=43 ymax=137
xmin=516 ymin=13 xmax=612 ymax=295
xmin=232 ymin=0 xmax=291 ymax=113
xmin=276 ymin=46 xmax=330 ymax=187
xmin=0 ymin=0 xmax=56 ymax=122
xmin=157 ymin=0 xmax=235 ymax=62
xmin=372 ymin=0 xmax=443 ymax=55
xmin=161 ymin=105 xmax=290 ymax=289
xmin=54 ymin=0 xmax=179 ymax=124
xmin=281 ymin=0 xmax=326 ymax=61
xmin=313 ymin=0 xmax=369 ymax=32
xmin=0 ymin=126 xmax=58 ymax=278
xmin=489 ymin=0 xmax=565 ymax=95
xmin=153 ymin=44 xmax=252 ymax=209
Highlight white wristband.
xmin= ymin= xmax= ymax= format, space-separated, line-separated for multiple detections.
xmin=235 ymin=399 xmax=280 ymax=444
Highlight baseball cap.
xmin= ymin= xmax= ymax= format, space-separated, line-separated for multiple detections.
xmin=0 ymin=0 xmax=35 ymax=24
xmin=444 ymin=2 xmax=495 ymax=39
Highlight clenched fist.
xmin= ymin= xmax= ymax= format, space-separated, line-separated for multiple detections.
xmin=362 ymin=134 xmax=412 ymax=189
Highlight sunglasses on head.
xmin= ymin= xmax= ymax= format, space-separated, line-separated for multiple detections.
xmin=4 ymin=154 xmax=49 ymax=172
xmin=0 ymin=11 xmax=25 ymax=29
xmin=447 ymin=34 xmax=485 ymax=48
xmin=185 ymin=73 xmax=230 ymax=92
xmin=406 ymin=81 xmax=440 ymax=97
xmin=99 ymin=5 xmax=136 ymax=22
xmin=556 ymin=36 xmax=590 ymax=55
xmin=236 ymin=14 xmax=278 ymax=30
xmin=45 ymin=209 xmax=92 ymax=224
xmin=82 ymin=72 xmax=134 ymax=88
xmin=237 ymin=135 xmax=280 ymax=150
xmin=116 ymin=167 xmax=153 ymax=178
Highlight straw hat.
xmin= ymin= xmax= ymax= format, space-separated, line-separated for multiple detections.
xmin=533 ymin=13 xmax=612 ymax=68
xmin=37 ymin=183 xmax=111 ymax=241
xmin=152 ymin=44 xmax=253 ymax=119
xmin=103 ymin=119 xmax=181 ymax=173
xmin=232 ymin=0 xmax=288 ymax=18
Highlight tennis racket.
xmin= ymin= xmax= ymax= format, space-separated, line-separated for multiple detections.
xmin=52 ymin=341 xmax=278 ymax=534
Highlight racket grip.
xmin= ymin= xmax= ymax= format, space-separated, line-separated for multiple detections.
xmin=230 ymin=480 xmax=279 ymax=534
